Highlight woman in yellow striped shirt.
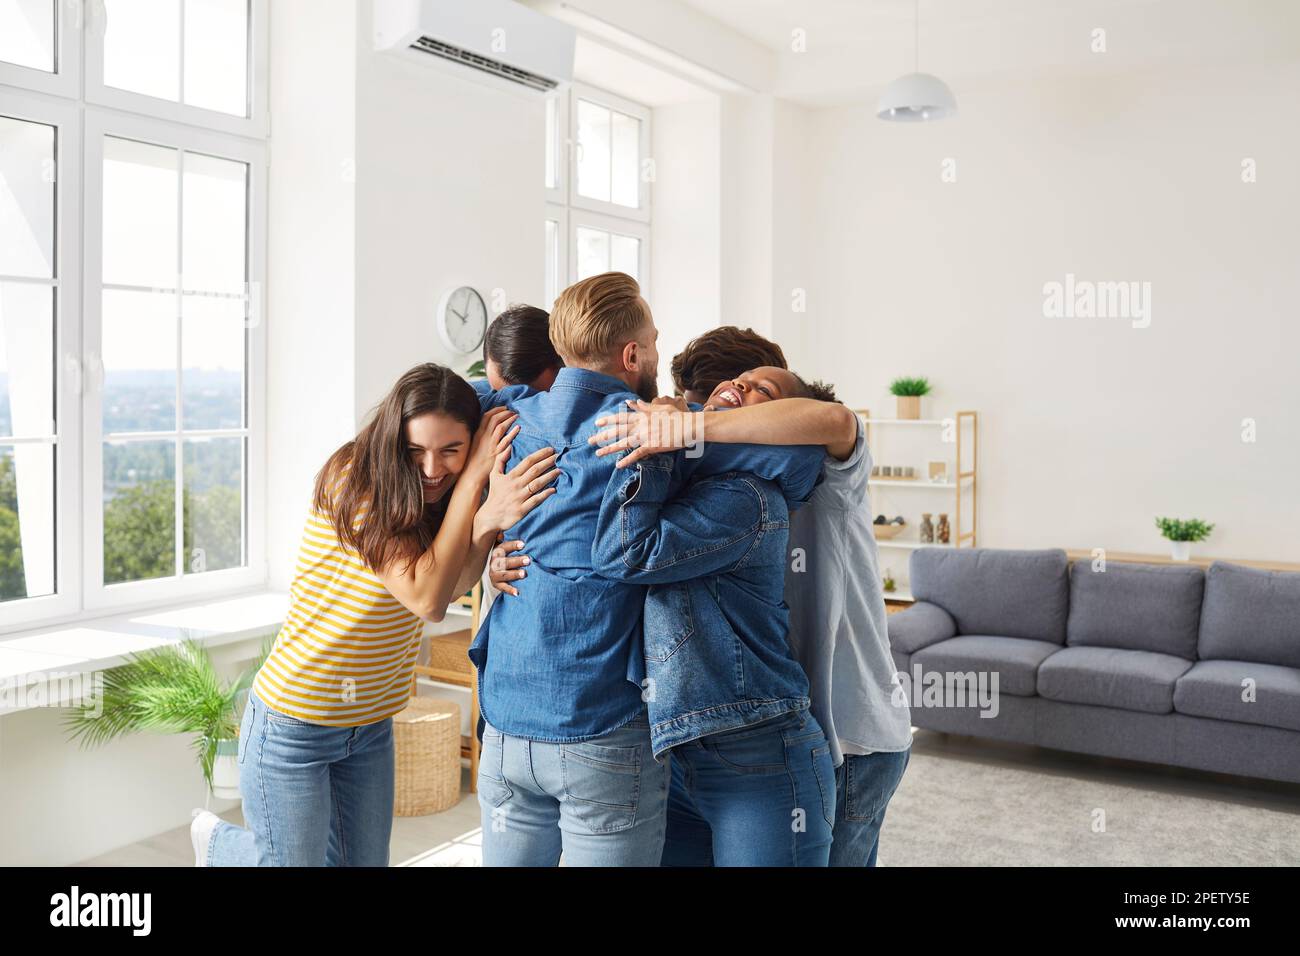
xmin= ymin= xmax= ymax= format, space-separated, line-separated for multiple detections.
xmin=192 ymin=363 xmax=558 ymax=866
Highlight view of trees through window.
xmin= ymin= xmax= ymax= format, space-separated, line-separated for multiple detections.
xmin=0 ymin=370 xmax=244 ymax=602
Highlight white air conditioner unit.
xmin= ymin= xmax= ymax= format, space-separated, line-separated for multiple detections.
xmin=374 ymin=0 xmax=575 ymax=96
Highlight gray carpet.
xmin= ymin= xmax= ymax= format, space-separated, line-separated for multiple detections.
xmin=876 ymin=732 xmax=1300 ymax=866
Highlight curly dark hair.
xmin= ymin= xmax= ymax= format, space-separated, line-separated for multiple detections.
xmin=670 ymin=326 xmax=787 ymax=398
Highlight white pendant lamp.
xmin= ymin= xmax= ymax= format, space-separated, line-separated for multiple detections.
xmin=877 ymin=0 xmax=957 ymax=122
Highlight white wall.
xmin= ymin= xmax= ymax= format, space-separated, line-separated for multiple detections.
xmin=266 ymin=0 xmax=359 ymax=591
xmin=773 ymin=61 xmax=1300 ymax=562
xmin=353 ymin=2 xmax=546 ymax=419
xmin=651 ymin=96 xmax=721 ymax=396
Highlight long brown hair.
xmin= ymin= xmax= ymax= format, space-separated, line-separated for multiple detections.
xmin=314 ymin=364 xmax=481 ymax=573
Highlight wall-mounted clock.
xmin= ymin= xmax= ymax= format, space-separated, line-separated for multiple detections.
xmin=436 ymin=285 xmax=488 ymax=354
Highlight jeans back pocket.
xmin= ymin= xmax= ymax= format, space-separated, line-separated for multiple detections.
xmin=560 ymin=740 xmax=641 ymax=833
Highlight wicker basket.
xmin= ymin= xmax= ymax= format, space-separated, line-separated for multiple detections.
xmin=393 ymin=697 xmax=462 ymax=816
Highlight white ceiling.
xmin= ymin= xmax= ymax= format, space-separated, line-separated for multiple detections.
xmin=678 ymin=0 xmax=1300 ymax=105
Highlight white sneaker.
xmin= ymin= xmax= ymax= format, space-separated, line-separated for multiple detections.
xmin=191 ymin=809 xmax=221 ymax=867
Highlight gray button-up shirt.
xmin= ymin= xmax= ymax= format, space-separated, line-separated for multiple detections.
xmin=785 ymin=418 xmax=913 ymax=766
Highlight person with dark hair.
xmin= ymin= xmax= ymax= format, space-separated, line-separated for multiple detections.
xmin=483 ymin=304 xmax=563 ymax=393
xmin=587 ymin=334 xmax=913 ymax=868
xmin=669 ymin=325 xmax=787 ymax=404
xmin=190 ymin=363 xmax=560 ymax=866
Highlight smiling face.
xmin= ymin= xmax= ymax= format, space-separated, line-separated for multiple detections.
xmin=405 ymin=412 xmax=472 ymax=504
xmin=706 ymin=366 xmax=804 ymax=408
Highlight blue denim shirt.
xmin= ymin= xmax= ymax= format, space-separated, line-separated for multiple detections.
xmin=592 ymin=456 xmax=814 ymax=757
xmin=469 ymin=368 xmax=823 ymax=742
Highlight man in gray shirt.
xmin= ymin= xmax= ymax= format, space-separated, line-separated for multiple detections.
xmin=784 ymin=410 xmax=912 ymax=867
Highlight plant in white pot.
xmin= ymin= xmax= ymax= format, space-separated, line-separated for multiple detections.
xmin=889 ymin=376 xmax=931 ymax=420
xmin=1155 ymin=516 xmax=1215 ymax=562
xmin=63 ymin=639 xmax=270 ymax=802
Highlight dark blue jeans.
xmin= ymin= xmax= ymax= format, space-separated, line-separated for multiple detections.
xmin=660 ymin=709 xmax=835 ymax=867
xmin=828 ymin=747 xmax=911 ymax=867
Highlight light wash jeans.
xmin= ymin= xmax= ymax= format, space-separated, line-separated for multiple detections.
xmin=205 ymin=688 xmax=395 ymax=866
xmin=829 ymin=747 xmax=911 ymax=867
xmin=660 ymin=709 xmax=836 ymax=867
xmin=477 ymin=711 xmax=668 ymax=866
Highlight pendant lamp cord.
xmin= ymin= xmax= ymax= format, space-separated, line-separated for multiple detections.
xmin=914 ymin=0 xmax=920 ymax=73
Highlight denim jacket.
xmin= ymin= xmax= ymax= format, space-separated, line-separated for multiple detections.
xmin=592 ymin=454 xmax=814 ymax=758
xmin=469 ymin=368 xmax=824 ymax=743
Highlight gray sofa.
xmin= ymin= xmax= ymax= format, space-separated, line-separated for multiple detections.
xmin=888 ymin=548 xmax=1300 ymax=784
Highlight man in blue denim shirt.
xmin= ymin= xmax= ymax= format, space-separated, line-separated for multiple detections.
xmin=469 ymin=273 xmax=822 ymax=866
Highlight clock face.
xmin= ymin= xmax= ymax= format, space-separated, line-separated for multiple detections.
xmin=438 ymin=286 xmax=487 ymax=354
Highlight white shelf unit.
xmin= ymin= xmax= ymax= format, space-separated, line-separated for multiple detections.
xmin=860 ymin=409 xmax=979 ymax=603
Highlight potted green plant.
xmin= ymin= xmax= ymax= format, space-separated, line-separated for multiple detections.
xmin=889 ymin=376 xmax=931 ymax=420
xmin=465 ymin=358 xmax=486 ymax=379
xmin=63 ymin=639 xmax=270 ymax=800
xmin=1155 ymin=516 xmax=1215 ymax=562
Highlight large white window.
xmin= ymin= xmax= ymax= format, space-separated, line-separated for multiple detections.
xmin=545 ymin=83 xmax=651 ymax=307
xmin=0 ymin=2 xmax=266 ymax=631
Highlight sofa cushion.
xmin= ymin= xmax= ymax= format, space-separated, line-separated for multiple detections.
xmin=1173 ymin=659 xmax=1300 ymax=733
xmin=1066 ymin=560 xmax=1203 ymax=659
xmin=911 ymin=635 xmax=1060 ymax=697
xmin=1037 ymin=646 xmax=1192 ymax=714
xmin=887 ymin=601 xmax=958 ymax=656
xmin=910 ymin=548 xmax=1070 ymax=644
xmin=1198 ymin=562 xmax=1300 ymax=668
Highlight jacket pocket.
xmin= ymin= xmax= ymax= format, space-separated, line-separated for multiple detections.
xmin=642 ymin=584 xmax=694 ymax=663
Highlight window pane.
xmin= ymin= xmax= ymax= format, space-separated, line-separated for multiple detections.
xmin=544 ymin=96 xmax=557 ymax=190
xmin=0 ymin=0 xmax=55 ymax=72
xmin=0 ymin=114 xmax=55 ymax=279
xmin=0 ymin=444 xmax=54 ymax=602
xmin=611 ymin=111 xmax=640 ymax=208
xmin=183 ymin=436 xmax=242 ymax=574
xmin=575 ymin=226 xmax=609 ymax=280
xmin=0 ymin=282 xmax=54 ymax=439
xmin=103 ymin=439 xmax=176 ymax=584
xmin=182 ymin=151 xmax=247 ymax=294
xmin=182 ymin=294 xmax=243 ymax=430
xmin=103 ymin=137 xmax=179 ymax=290
xmin=103 ymin=290 xmax=177 ymax=433
xmin=184 ymin=0 xmax=249 ymax=116
xmin=576 ymin=100 xmax=611 ymax=203
xmin=103 ymin=0 xmax=181 ymax=102
xmin=611 ymin=234 xmax=639 ymax=280
xmin=544 ymin=219 xmax=558 ymax=307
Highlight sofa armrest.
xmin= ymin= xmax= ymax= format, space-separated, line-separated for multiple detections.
xmin=887 ymin=601 xmax=958 ymax=655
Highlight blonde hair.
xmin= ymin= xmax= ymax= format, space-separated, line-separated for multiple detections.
xmin=548 ymin=272 xmax=652 ymax=367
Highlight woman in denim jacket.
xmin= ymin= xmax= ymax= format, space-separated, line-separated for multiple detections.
xmin=590 ymin=367 xmax=839 ymax=866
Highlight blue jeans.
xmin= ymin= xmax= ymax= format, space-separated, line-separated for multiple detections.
xmin=205 ymin=688 xmax=395 ymax=866
xmin=661 ymin=709 xmax=836 ymax=867
xmin=828 ymin=747 xmax=911 ymax=867
xmin=477 ymin=712 xmax=668 ymax=866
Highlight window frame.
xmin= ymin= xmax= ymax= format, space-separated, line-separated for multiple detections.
xmin=84 ymin=0 xmax=270 ymax=139
xmin=546 ymin=83 xmax=652 ymax=298
xmin=80 ymin=108 xmax=267 ymax=614
xmin=567 ymin=82 xmax=652 ymax=224
xmin=543 ymin=203 xmax=568 ymax=309
xmin=0 ymin=0 xmax=81 ymax=98
xmin=568 ymin=209 xmax=650 ymax=290
xmin=0 ymin=88 xmax=82 ymax=631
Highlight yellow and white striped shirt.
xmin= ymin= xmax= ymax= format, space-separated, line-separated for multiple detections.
xmin=253 ymin=489 xmax=424 ymax=727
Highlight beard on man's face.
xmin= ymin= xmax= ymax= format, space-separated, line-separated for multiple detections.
xmin=634 ymin=366 xmax=659 ymax=402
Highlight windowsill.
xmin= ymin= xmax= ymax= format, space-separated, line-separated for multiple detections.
xmin=0 ymin=591 xmax=291 ymax=716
